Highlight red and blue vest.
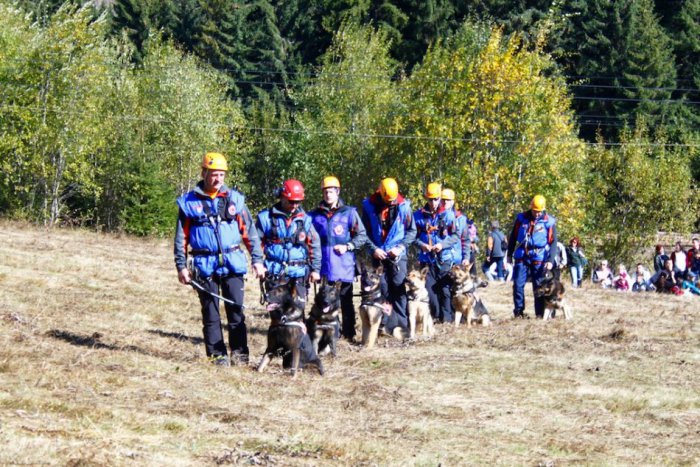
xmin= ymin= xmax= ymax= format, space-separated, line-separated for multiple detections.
xmin=362 ymin=198 xmax=412 ymax=251
xmin=512 ymin=211 xmax=556 ymax=263
xmin=176 ymin=188 xmax=249 ymax=277
xmin=257 ymin=207 xmax=313 ymax=278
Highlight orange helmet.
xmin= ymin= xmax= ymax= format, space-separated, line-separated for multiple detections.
xmin=201 ymin=152 xmax=228 ymax=171
xmin=531 ymin=194 xmax=546 ymax=211
xmin=280 ymin=179 xmax=305 ymax=201
xmin=425 ymin=182 xmax=442 ymax=199
xmin=322 ymin=176 xmax=340 ymax=189
xmin=378 ymin=178 xmax=399 ymax=202
xmin=441 ymin=188 xmax=455 ymax=200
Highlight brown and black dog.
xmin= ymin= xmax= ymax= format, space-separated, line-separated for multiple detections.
xmin=405 ymin=267 xmax=434 ymax=339
xmin=358 ymin=264 xmax=406 ymax=348
xmin=358 ymin=264 xmax=387 ymax=349
xmin=306 ymin=280 xmax=342 ymax=357
xmin=449 ymin=264 xmax=490 ymax=328
xmin=257 ymin=282 xmax=324 ymax=377
xmin=534 ymin=271 xmax=572 ymax=320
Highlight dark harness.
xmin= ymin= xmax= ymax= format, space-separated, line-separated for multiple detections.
xmin=361 ymin=287 xmax=386 ymax=308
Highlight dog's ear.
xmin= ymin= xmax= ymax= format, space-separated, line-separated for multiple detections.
xmin=420 ymin=266 xmax=429 ymax=279
xmin=321 ymin=276 xmax=328 ymax=287
xmin=462 ymin=262 xmax=472 ymax=272
xmin=290 ymin=283 xmax=297 ymax=298
xmin=334 ymin=281 xmax=342 ymax=292
xmin=376 ymin=264 xmax=384 ymax=275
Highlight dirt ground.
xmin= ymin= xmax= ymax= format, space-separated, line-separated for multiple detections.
xmin=0 ymin=221 xmax=698 ymax=466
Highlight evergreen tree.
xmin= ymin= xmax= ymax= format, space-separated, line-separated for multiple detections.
xmin=672 ymin=0 xmax=700 ymax=89
xmin=111 ymin=0 xmax=152 ymax=63
xmin=622 ymin=0 xmax=676 ymax=129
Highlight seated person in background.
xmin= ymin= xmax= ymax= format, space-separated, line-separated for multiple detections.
xmin=483 ymin=257 xmax=513 ymax=282
xmin=631 ymin=263 xmax=654 ymax=292
xmin=592 ymin=260 xmax=613 ymax=288
xmin=681 ymin=278 xmax=700 ymax=296
xmin=671 ymin=241 xmax=687 ymax=280
xmin=613 ymin=264 xmax=630 ymax=292
xmin=653 ymin=244 xmax=669 ymax=273
xmin=687 ymin=238 xmax=700 ymax=281
xmin=654 ymin=258 xmax=683 ymax=295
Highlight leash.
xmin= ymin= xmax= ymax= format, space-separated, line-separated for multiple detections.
xmin=189 ymin=279 xmax=242 ymax=308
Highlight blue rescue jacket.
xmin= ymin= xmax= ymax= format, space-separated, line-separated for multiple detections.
xmin=176 ymin=184 xmax=259 ymax=278
xmin=451 ymin=210 xmax=467 ymax=264
xmin=310 ymin=203 xmax=359 ymax=282
xmin=257 ymin=205 xmax=318 ymax=278
xmin=362 ymin=195 xmax=413 ymax=252
xmin=510 ymin=211 xmax=557 ymax=263
xmin=414 ymin=206 xmax=457 ymax=265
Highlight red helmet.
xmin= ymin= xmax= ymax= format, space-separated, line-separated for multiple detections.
xmin=280 ymin=179 xmax=305 ymax=201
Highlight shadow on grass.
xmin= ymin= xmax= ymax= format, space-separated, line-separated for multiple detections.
xmin=147 ymin=329 xmax=203 ymax=345
xmin=46 ymin=329 xmax=196 ymax=362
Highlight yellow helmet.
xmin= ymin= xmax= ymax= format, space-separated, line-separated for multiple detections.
xmin=441 ymin=188 xmax=455 ymax=201
xmin=201 ymin=152 xmax=228 ymax=171
xmin=322 ymin=176 xmax=340 ymax=189
xmin=531 ymin=194 xmax=546 ymax=211
xmin=378 ymin=178 xmax=399 ymax=202
xmin=425 ymin=182 xmax=442 ymax=199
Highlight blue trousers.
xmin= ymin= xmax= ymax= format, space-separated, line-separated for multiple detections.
xmin=512 ymin=261 xmax=547 ymax=318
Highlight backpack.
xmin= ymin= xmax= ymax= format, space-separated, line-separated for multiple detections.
xmin=500 ymin=236 xmax=508 ymax=251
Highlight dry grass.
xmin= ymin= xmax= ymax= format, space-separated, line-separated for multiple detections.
xmin=0 ymin=219 xmax=698 ymax=466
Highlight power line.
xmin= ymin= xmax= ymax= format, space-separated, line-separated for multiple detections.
xmin=1 ymin=103 xmax=698 ymax=148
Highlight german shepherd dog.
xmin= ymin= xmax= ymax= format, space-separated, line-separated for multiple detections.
xmin=534 ymin=271 xmax=572 ymax=320
xmin=405 ymin=267 xmax=434 ymax=339
xmin=306 ymin=279 xmax=342 ymax=357
xmin=257 ymin=281 xmax=324 ymax=377
xmin=448 ymin=264 xmax=490 ymax=328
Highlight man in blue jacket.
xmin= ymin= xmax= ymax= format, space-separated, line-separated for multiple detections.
xmin=506 ymin=194 xmax=558 ymax=319
xmin=256 ymin=179 xmax=322 ymax=305
xmin=309 ymin=176 xmax=367 ymax=341
xmin=361 ymin=178 xmax=416 ymax=334
xmin=174 ymin=152 xmax=265 ymax=366
xmin=414 ymin=183 xmax=459 ymax=322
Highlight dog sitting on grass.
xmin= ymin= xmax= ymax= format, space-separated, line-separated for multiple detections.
xmin=358 ymin=264 xmax=406 ymax=348
xmin=448 ymin=264 xmax=490 ymax=328
xmin=534 ymin=271 xmax=572 ymax=320
xmin=257 ymin=282 xmax=324 ymax=377
xmin=405 ymin=267 xmax=434 ymax=339
xmin=305 ymin=280 xmax=342 ymax=357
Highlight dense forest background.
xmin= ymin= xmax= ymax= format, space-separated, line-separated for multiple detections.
xmin=1 ymin=0 xmax=698 ymax=263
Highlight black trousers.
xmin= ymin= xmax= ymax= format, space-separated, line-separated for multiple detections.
xmin=196 ymin=274 xmax=246 ymax=359
xmin=328 ymin=281 xmax=355 ymax=339
xmin=375 ymin=256 xmax=408 ymax=331
xmin=423 ymin=261 xmax=453 ymax=323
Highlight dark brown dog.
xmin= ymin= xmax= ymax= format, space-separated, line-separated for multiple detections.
xmin=257 ymin=282 xmax=324 ymax=377
xmin=534 ymin=271 xmax=572 ymax=320
xmin=306 ymin=280 xmax=342 ymax=357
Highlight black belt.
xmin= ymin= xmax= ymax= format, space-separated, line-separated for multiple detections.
xmin=190 ymin=245 xmax=241 ymax=256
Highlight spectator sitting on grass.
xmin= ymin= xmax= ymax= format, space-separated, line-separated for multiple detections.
xmin=592 ymin=260 xmax=613 ymax=288
xmin=631 ymin=263 xmax=654 ymax=292
xmin=613 ymin=264 xmax=630 ymax=292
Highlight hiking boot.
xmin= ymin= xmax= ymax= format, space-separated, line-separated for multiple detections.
xmin=230 ymin=353 xmax=249 ymax=366
xmin=211 ymin=355 xmax=230 ymax=367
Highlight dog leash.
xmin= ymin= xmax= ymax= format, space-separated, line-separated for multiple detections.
xmin=189 ymin=279 xmax=242 ymax=307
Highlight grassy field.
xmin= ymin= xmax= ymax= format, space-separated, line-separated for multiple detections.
xmin=0 ymin=220 xmax=698 ymax=466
